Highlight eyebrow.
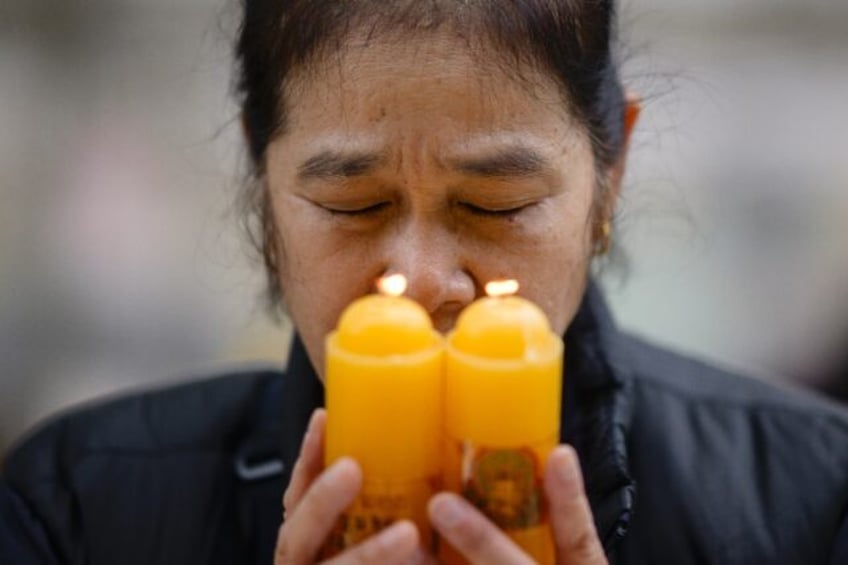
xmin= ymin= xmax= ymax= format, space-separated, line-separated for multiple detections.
xmin=297 ymin=150 xmax=383 ymax=180
xmin=450 ymin=147 xmax=549 ymax=178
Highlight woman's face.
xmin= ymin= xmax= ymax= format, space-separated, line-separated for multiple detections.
xmin=266 ymin=34 xmax=612 ymax=377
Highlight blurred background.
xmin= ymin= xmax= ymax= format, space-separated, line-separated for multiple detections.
xmin=1 ymin=0 xmax=847 ymax=454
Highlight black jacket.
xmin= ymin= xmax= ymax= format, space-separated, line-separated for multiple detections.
xmin=3 ymin=285 xmax=848 ymax=564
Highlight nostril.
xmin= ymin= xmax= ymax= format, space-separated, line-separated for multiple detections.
xmin=397 ymin=270 xmax=443 ymax=310
xmin=385 ymin=252 xmax=475 ymax=314
xmin=430 ymin=302 xmax=466 ymax=334
xmin=432 ymin=318 xmax=458 ymax=335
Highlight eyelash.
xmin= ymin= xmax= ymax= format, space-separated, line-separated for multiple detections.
xmin=461 ymin=203 xmax=532 ymax=218
xmin=321 ymin=202 xmax=532 ymax=219
xmin=323 ymin=202 xmax=390 ymax=217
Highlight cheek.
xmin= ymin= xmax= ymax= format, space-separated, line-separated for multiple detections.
xmin=274 ymin=193 xmax=378 ymax=281
xmin=507 ymin=201 xmax=594 ymax=335
xmin=520 ymin=238 xmax=591 ymax=335
xmin=271 ymin=196 xmax=384 ymax=376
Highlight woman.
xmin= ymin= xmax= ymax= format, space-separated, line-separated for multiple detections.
xmin=3 ymin=1 xmax=848 ymax=564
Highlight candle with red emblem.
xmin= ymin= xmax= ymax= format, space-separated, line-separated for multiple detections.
xmin=443 ymin=280 xmax=563 ymax=564
xmin=323 ymin=274 xmax=443 ymax=555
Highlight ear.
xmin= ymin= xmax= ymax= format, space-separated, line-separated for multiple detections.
xmin=603 ymin=91 xmax=641 ymax=214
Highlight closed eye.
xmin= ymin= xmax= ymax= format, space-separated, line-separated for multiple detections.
xmin=321 ymin=202 xmax=391 ymax=216
xmin=460 ymin=202 xmax=534 ymax=218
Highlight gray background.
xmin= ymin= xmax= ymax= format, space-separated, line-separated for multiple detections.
xmin=2 ymin=0 xmax=847 ymax=454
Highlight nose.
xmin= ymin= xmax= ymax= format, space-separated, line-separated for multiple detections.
xmin=383 ymin=220 xmax=476 ymax=332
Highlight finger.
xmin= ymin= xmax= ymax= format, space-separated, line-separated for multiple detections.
xmin=405 ymin=546 xmax=439 ymax=565
xmin=429 ymin=493 xmax=533 ymax=565
xmin=275 ymin=457 xmax=362 ymax=564
xmin=283 ymin=409 xmax=327 ymax=516
xmin=545 ymin=446 xmax=607 ymax=565
xmin=323 ymin=520 xmax=420 ymax=565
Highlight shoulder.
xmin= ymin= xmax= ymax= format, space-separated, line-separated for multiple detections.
xmin=618 ymin=331 xmax=848 ymax=432
xmin=2 ymin=367 xmax=284 ymax=563
xmin=615 ymin=333 xmax=848 ymax=564
xmin=5 ymin=368 xmax=282 ymax=473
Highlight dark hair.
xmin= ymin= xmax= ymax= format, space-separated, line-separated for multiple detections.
xmin=235 ymin=0 xmax=626 ymax=306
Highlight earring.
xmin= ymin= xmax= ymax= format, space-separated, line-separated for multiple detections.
xmin=594 ymin=221 xmax=612 ymax=256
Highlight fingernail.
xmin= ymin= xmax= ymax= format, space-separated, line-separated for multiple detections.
xmin=555 ymin=446 xmax=580 ymax=494
xmin=431 ymin=494 xmax=465 ymax=528
xmin=328 ymin=457 xmax=356 ymax=479
xmin=378 ymin=521 xmax=416 ymax=550
xmin=298 ymin=412 xmax=320 ymax=455
xmin=322 ymin=458 xmax=360 ymax=497
xmin=306 ymin=409 xmax=322 ymax=436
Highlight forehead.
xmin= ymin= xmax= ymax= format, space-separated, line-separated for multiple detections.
xmin=282 ymin=32 xmax=578 ymax=140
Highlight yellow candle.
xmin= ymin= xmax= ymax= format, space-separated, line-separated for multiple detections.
xmin=443 ymin=282 xmax=563 ymax=564
xmin=323 ymin=275 xmax=443 ymax=555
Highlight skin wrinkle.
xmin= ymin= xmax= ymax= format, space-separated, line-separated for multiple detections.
xmin=266 ymin=32 xmax=605 ymax=376
xmin=297 ymin=151 xmax=383 ymax=180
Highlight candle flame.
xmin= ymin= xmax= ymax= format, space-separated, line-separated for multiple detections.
xmin=485 ymin=279 xmax=520 ymax=298
xmin=377 ymin=274 xmax=408 ymax=297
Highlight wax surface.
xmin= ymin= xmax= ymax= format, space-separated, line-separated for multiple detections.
xmin=451 ymin=296 xmax=553 ymax=359
xmin=323 ymin=292 xmax=443 ymax=556
xmin=326 ymin=293 xmax=442 ymax=478
xmin=335 ymin=294 xmax=434 ymax=356
xmin=444 ymin=294 xmax=562 ymax=565
xmin=446 ymin=295 xmax=562 ymax=445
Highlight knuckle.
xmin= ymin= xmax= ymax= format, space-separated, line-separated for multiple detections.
xmin=274 ymin=527 xmax=295 ymax=564
xmin=282 ymin=489 xmax=293 ymax=510
xmin=571 ymin=529 xmax=605 ymax=562
xmin=298 ymin=490 xmax=345 ymax=539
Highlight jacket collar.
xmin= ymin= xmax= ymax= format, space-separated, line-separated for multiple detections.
xmin=269 ymin=281 xmax=635 ymax=552
xmin=230 ymin=340 xmax=324 ymax=564
xmin=562 ymin=281 xmax=636 ymax=552
xmin=277 ymin=338 xmax=325 ymax=476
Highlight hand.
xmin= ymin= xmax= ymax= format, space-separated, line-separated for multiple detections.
xmin=428 ymin=445 xmax=607 ymax=565
xmin=274 ymin=409 xmax=426 ymax=564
